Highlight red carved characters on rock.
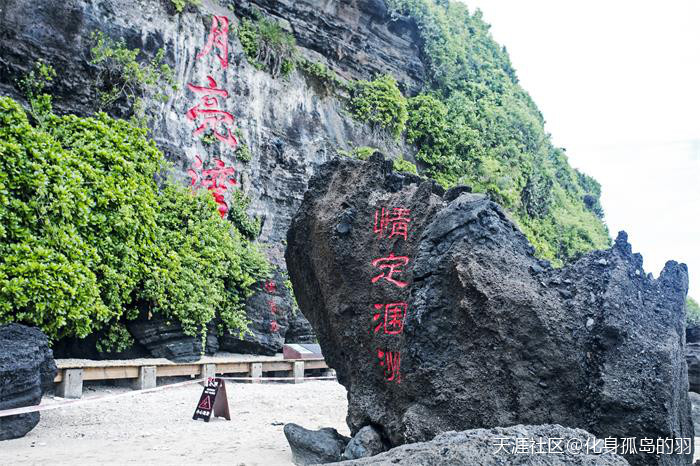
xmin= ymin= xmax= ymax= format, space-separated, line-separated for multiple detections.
xmin=186 ymin=76 xmax=238 ymax=148
xmin=374 ymin=207 xmax=411 ymax=240
xmin=373 ymin=302 xmax=407 ymax=335
xmin=188 ymin=155 xmax=237 ymax=217
xmin=270 ymin=320 xmax=279 ymax=333
xmin=197 ymin=16 xmax=230 ymax=69
xmin=377 ymin=349 xmax=401 ymax=383
xmin=264 ymin=280 xmax=277 ymax=294
xmin=371 ymin=253 xmax=410 ymax=288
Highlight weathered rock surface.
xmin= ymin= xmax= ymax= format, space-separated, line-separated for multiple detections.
xmin=126 ymin=317 xmax=219 ymax=363
xmin=0 ymin=324 xmax=57 ymax=441
xmin=342 ymin=425 xmax=387 ymax=461
xmin=334 ymin=424 xmax=630 ymax=466
xmin=286 ymin=312 xmax=317 ymax=345
xmin=219 ymin=269 xmax=291 ymax=355
xmin=689 ymin=392 xmax=700 ymax=436
xmin=286 ymin=154 xmax=693 ymax=466
xmin=284 ymin=423 xmax=350 ymax=465
xmin=0 ymin=0 xmax=417 ymax=268
xmin=687 ymin=343 xmax=700 ymax=394
xmin=0 ymin=0 xmax=418 ymax=357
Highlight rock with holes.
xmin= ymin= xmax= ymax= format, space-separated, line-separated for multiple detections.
xmin=219 ymin=269 xmax=292 ymax=355
xmin=342 ymin=425 xmax=387 ymax=460
xmin=286 ymin=154 xmax=693 ymax=466
xmin=284 ymin=423 xmax=350 ymax=465
xmin=334 ymin=424 xmax=629 ymax=465
xmin=0 ymin=324 xmax=57 ymax=441
xmin=126 ymin=317 xmax=218 ymax=362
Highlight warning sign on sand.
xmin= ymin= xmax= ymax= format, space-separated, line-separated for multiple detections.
xmin=192 ymin=378 xmax=230 ymax=422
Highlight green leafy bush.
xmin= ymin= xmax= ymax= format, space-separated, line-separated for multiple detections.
xmin=338 ymin=146 xmax=378 ymax=161
xmin=386 ymin=0 xmax=610 ymax=264
xmin=0 ymin=96 xmax=269 ymax=346
xmin=170 ymin=0 xmax=201 ymax=13
xmin=16 ymin=60 xmax=56 ymax=127
xmin=238 ymin=14 xmax=297 ymax=78
xmin=298 ymin=59 xmax=348 ymax=94
xmin=89 ymin=31 xmax=176 ymax=126
xmin=393 ymin=157 xmax=418 ymax=175
xmin=350 ymin=75 xmax=408 ymax=139
xmin=688 ymin=297 xmax=700 ymax=327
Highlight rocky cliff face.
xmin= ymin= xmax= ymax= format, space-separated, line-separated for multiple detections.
xmin=0 ymin=0 xmax=419 ymax=266
xmin=0 ymin=0 xmax=423 ymax=356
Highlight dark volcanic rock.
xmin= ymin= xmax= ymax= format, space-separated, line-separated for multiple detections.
xmin=286 ymin=155 xmax=693 ymax=466
xmin=219 ymin=269 xmax=292 ymax=355
xmin=286 ymin=311 xmax=317 ymax=344
xmin=0 ymin=324 xmax=57 ymax=441
xmin=126 ymin=317 xmax=218 ymax=362
xmin=284 ymin=423 xmax=350 ymax=465
xmin=335 ymin=424 xmax=629 ymax=465
xmin=342 ymin=425 xmax=387 ymax=460
xmin=687 ymin=343 xmax=700 ymax=394
xmin=52 ymin=333 xmax=149 ymax=360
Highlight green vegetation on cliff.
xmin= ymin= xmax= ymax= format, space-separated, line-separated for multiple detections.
xmin=0 ymin=96 xmax=269 ymax=347
xmin=688 ymin=297 xmax=700 ymax=326
xmin=384 ymin=0 xmax=610 ymax=264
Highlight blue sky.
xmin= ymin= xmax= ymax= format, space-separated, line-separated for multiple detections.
xmin=461 ymin=0 xmax=700 ymax=298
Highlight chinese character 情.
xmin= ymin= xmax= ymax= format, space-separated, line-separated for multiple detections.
xmin=373 ymin=207 xmax=411 ymax=240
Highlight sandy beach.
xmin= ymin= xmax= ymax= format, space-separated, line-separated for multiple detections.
xmin=0 ymin=380 xmax=349 ymax=466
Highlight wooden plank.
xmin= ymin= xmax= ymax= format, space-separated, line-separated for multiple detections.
xmin=156 ymin=364 xmax=201 ymax=377
xmin=261 ymin=362 xmax=293 ymax=372
xmin=304 ymin=360 xmax=328 ymax=370
xmin=83 ymin=366 xmax=139 ymax=381
xmin=216 ymin=362 xmax=252 ymax=374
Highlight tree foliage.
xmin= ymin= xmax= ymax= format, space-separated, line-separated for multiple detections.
xmin=349 ymin=75 xmax=408 ymax=139
xmin=688 ymin=297 xmax=700 ymax=327
xmin=386 ymin=0 xmax=610 ymax=264
xmin=0 ymin=96 xmax=269 ymax=346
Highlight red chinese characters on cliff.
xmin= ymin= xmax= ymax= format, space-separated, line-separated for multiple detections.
xmin=197 ymin=16 xmax=230 ymax=69
xmin=374 ymin=208 xmax=411 ymax=240
xmin=371 ymin=253 xmax=410 ymax=288
xmin=188 ymin=155 xmax=236 ymax=217
xmin=377 ymin=349 xmax=401 ymax=383
xmin=186 ymin=76 xmax=238 ymax=149
xmin=373 ymin=302 xmax=407 ymax=335
xmin=370 ymin=205 xmax=412 ymax=384
xmin=265 ymin=280 xmax=279 ymax=334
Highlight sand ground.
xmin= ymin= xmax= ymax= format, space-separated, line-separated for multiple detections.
xmin=0 ymin=380 xmax=349 ymax=466
xmin=3 ymin=380 xmax=699 ymax=465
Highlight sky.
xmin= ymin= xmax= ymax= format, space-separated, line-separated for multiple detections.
xmin=460 ymin=0 xmax=700 ymax=298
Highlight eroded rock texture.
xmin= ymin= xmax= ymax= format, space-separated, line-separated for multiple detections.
xmin=334 ymin=424 xmax=630 ymax=466
xmin=284 ymin=423 xmax=350 ymax=466
xmin=0 ymin=0 xmax=417 ymax=358
xmin=286 ymin=155 xmax=693 ymax=466
xmin=126 ymin=317 xmax=219 ymax=363
xmin=220 ymin=269 xmax=292 ymax=355
xmin=0 ymin=324 xmax=57 ymax=441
